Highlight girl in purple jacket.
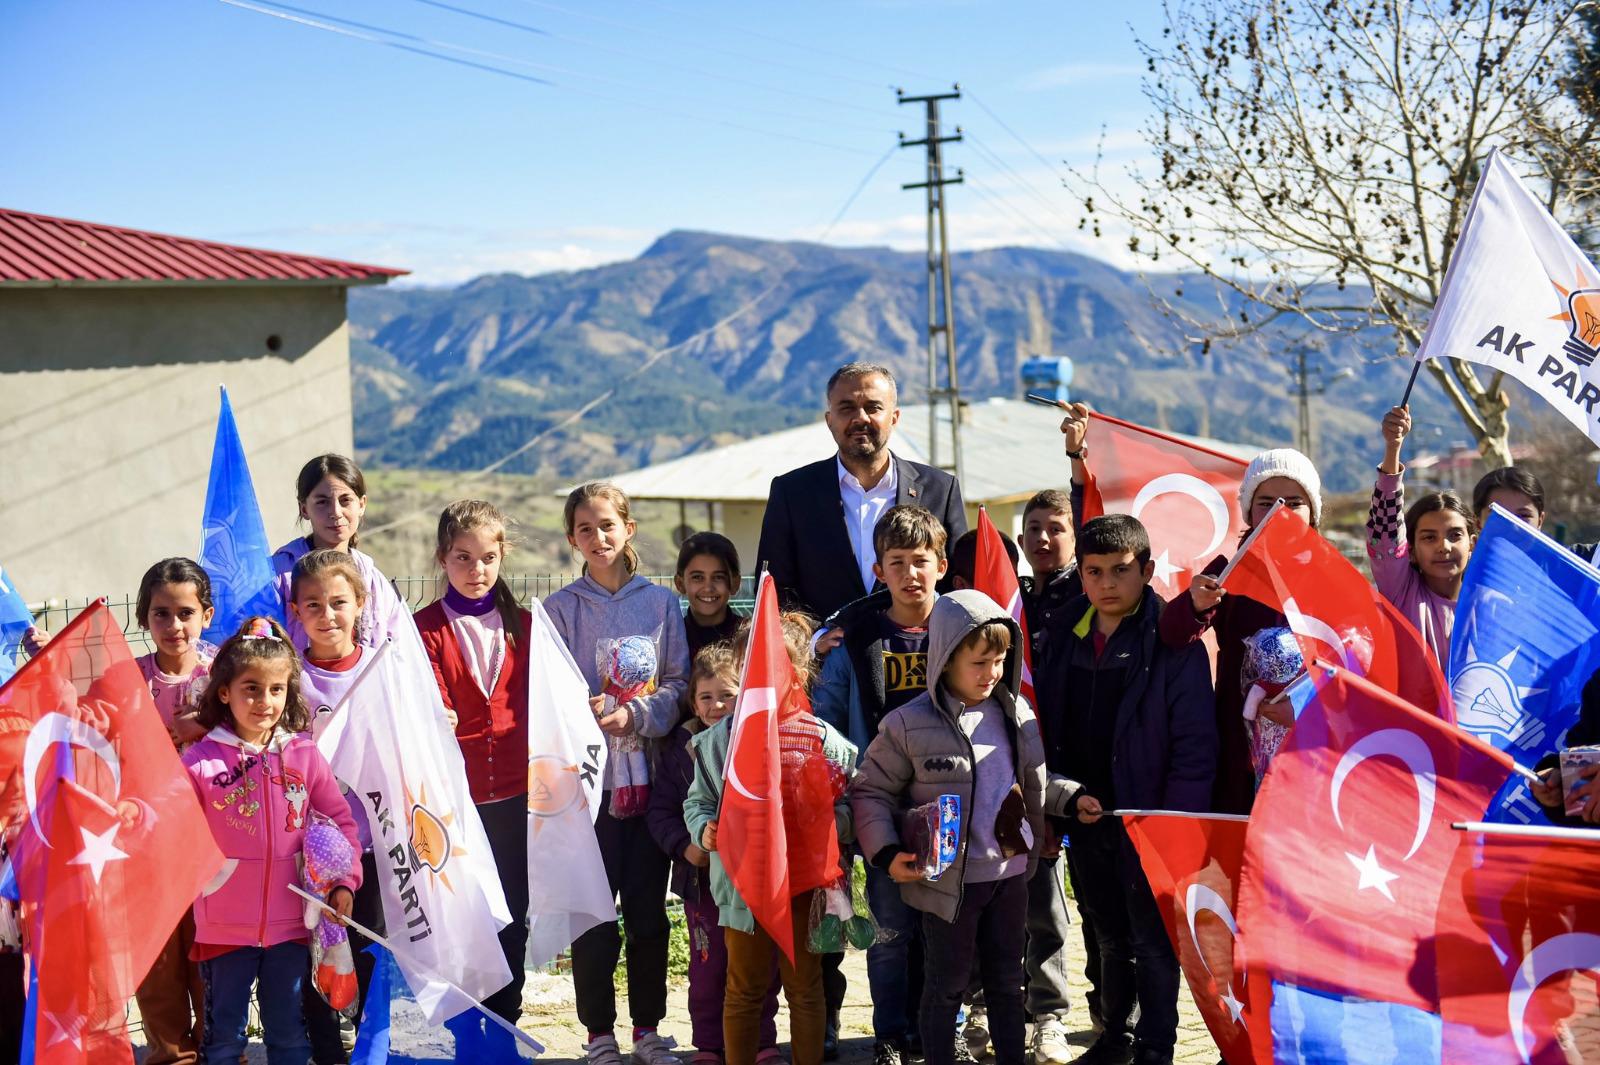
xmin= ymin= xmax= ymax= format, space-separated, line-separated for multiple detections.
xmin=182 ymin=617 xmax=362 ymax=1065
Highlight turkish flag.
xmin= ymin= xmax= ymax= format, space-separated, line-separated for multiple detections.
xmin=1238 ymin=664 xmax=1512 ymax=1012
xmin=0 ymin=601 xmax=224 ymax=1064
xmin=1080 ymin=412 xmax=1249 ymax=597
xmin=1219 ymin=505 xmax=1454 ymax=720
xmin=1436 ymin=826 xmax=1600 ymax=1063
xmin=973 ymin=507 xmax=1034 ymax=708
xmin=1124 ymin=812 xmax=1272 ymax=1065
xmin=720 ymin=574 xmax=836 ymax=963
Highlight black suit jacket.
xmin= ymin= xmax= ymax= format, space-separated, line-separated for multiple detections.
xmin=756 ymin=453 xmax=966 ymax=621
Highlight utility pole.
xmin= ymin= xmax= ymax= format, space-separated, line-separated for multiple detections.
xmin=898 ymin=84 xmax=964 ymax=485
xmin=1291 ymin=343 xmax=1354 ymax=459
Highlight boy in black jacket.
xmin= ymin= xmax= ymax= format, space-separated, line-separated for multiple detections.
xmin=1037 ymin=515 xmax=1217 ymax=1065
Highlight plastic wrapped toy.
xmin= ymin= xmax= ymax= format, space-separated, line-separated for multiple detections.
xmin=596 ymin=631 xmax=660 ymax=818
xmin=1240 ymin=627 xmax=1305 ymax=782
xmin=902 ymin=794 xmax=962 ymax=881
xmin=302 ymin=821 xmax=358 ymax=1016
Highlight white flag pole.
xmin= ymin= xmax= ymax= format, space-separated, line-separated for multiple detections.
xmin=288 ymin=883 xmax=544 ymax=1055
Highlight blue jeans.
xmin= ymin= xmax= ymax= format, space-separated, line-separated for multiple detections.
xmin=200 ymin=942 xmax=311 ymax=1065
xmin=864 ymin=862 xmax=923 ymax=1043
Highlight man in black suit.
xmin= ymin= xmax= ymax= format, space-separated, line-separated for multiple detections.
xmin=757 ymin=362 xmax=967 ymax=626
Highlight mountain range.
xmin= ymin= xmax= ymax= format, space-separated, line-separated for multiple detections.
xmin=348 ymin=230 xmax=1457 ymax=493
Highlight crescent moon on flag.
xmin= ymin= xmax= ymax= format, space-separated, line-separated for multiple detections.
xmin=23 ymin=712 xmax=121 ymax=847
xmin=725 ymin=687 xmax=777 ymax=803
xmin=1282 ymin=596 xmax=1359 ymax=672
xmin=1508 ymin=932 xmax=1600 ymax=1062
xmin=1131 ymin=474 xmax=1232 ymax=561
xmin=1329 ymin=728 xmax=1436 ymax=861
xmin=1184 ymin=882 xmax=1245 ymax=990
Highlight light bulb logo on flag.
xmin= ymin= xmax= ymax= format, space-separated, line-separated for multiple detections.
xmin=1559 ymin=284 xmax=1600 ymax=366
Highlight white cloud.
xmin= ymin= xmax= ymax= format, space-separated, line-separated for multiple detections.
xmin=1014 ymin=62 xmax=1142 ymax=92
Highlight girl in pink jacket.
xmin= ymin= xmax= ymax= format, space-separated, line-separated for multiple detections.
xmin=182 ymin=617 xmax=362 ymax=1065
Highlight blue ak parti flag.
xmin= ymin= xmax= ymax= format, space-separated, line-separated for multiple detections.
xmin=1270 ymin=981 xmax=1442 ymax=1064
xmin=196 ymin=387 xmax=279 ymax=644
xmin=352 ymin=944 xmax=540 ymax=1064
xmin=0 ymin=564 xmax=33 ymax=687
xmin=1449 ymin=504 xmax=1600 ymax=823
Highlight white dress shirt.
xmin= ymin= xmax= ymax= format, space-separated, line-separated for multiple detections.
xmin=837 ymin=455 xmax=898 ymax=593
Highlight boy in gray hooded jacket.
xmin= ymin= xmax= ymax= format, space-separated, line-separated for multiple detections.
xmin=850 ymin=590 xmax=1057 ymax=1065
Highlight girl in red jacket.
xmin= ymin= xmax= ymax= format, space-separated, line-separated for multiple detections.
xmin=414 ymin=500 xmax=532 ymax=1028
xmin=182 ymin=617 xmax=362 ymax=1065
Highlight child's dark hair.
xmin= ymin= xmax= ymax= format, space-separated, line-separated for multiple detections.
xmin=733 ymin=610 xmax=819 ymax=690
xmin=873 ymin=505 xmax=948 ymax=563
xmin=1404 ymin=491 xmax=1478 ymax=554
xmin=952 ymin=619 xmax=1012 ymax=658
xmin=436 ymin=500 xmax=524 ymax=647
xmin=676 ymin=532 xmax=741 ymax=586
xmin=296 ymin=454 xmax=368 ymax=549
xmin=947 ymin=527 xmax=1018 ymax=587
xmin=194 ymin=617 xmax=310 ymax=736
xmin=1076 ymin=514 xmax=1152 ymax=566
xmin=136 ymin=558 xmax=213 ymax=628
xmin=563 ymin=482 xmax=641 ymax=574
xmin=1471 ymin=466 xmax=1546 ymax=522
xmin=1023 ymin=489 xmax=1073 ymax=522
xmin=691 ymin=642 xmax=740 ymax=693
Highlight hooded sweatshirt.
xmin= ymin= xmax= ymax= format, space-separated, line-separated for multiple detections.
xmin=849 ymin=589 xmax=1049 ymax=923
xmin=544 ymin=574 xmax=691 ymax=784
xmin=182 ymin=724 xmax=362 ymax=949
xmin=272 ymin=537 xmax=413 ymax=654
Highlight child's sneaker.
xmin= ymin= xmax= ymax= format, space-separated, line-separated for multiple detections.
xmin=587 ymin=1034 xmax=627 ymax=1065
xmin=964 ymin=1006 xmax=991 ymax=1059
xmin=632 ymin=1031 xmax=682 ymax=1065
xmin=1029 ymin=1013 xmax=1071 ymax=1065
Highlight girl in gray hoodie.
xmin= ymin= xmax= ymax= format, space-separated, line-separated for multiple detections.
xmin=545 ymin=482 xmax=691 ymax=1065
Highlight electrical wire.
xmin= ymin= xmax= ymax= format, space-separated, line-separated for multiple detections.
xmin=360 ymin=142 xmax=901 ymax=535
xmin=965 ymin=91 xmax=1077 ymax=185
xmin=961 ymin=174 xmax=1081 ymax=255
xmin=407 ymin=0 xmax=897 ymax=126
xmin=963 ymin=129 xmax=1082 ymax=234
xmin=219 ymin=0 xmax=880 ymax=154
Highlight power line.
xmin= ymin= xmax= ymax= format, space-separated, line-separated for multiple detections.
xmin=965 ymin=91 xmax=1077 ymax=185
xmin=404 ymin=0 xmax=898 ymax=128
xmin=362 ymin=143 xmax=901 ymax=535
xmin=961 ymin=174 xmax=1081 ymax=255
xmin=963 ymin=129 xmax=1082 ymax=234
xmin=219 ymin=0 xmax=879 ymax=154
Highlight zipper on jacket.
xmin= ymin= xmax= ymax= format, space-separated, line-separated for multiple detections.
xmin=255 ymin=745 xmax=276 ymax=947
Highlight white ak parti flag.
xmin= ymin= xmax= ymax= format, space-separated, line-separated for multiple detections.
xmin=525 ymin=599 xmax=612 ymax=968
xmin=1414 ymin=149 xmax=1600 ymax=445
xmin=316 ymin=628 xmax=513 ymax=1024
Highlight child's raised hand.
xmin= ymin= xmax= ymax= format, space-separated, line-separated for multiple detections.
xmin=701 ymin=821 xmax=718 ymax=852
xmin=21 ymin=627 xmax=50 ymax=657
xmin=888 ymin=852 xmax=923 ymax=883
xmin=1058 ymin=402 xmax=1092 ymax=456
xmin=1075 ymin=792 xmax=1104 ymax=824
xmin=1189 ymin=573 xmax=1225 ymax=613
xmin=1381 ymin=405 xmax=1412 ymax=445
xmin=327 ymin=886 xmax=354 ymax=919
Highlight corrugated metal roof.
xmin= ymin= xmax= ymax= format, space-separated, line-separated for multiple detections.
xmin=0 ymin=209 xmax=407 ymax=287
xmin=606 ymin=398 xmax=1262 ymax=504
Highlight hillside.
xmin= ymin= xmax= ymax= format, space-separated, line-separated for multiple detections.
xmin=349 ymin=230 xmax=1458 ymax=492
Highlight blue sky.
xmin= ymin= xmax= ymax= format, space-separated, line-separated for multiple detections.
xmin=3 ymin=0 xmax=1162 ymax=284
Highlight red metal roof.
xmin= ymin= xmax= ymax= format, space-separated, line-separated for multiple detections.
xmin=0 ymin=209 xmax=407 ymax=287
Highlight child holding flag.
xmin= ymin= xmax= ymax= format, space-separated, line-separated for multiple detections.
xmin=684 ymin=609 xmax=857 ymax=1065
xmin=285 ymin=549 xmax=388 ymax=1063
xmin=182 ymin=616 xmax=363 ymax=1065
xmin=1367 ymin=405 xmax=1478 ymax=667
xmin=849 ymin=589 xmax=1046 ymax=1065
xmin=1159 ymin=447 xmax=1322 ymax=814
xmin=132 ymin=558 xmax=216 ymax=1065
xmin=415 ymin=500 xmax=532 ymax=1031
xmin=546 ymin=482 xmax=690 ymax=1065
xmin=271 ymin=454 xmax=411 ymax=653
xmin=648 ymin=643 xmax=783 ymax=1065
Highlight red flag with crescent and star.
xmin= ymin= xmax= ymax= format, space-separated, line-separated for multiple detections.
xmin=972 ymin=507 xmax=1034 ymax=708
xmin=0 ymin=601 xmax=224 ymax=1065
xmin=1124 ymin=811 xmax=1272 ymax=1065
xmin=1218 ymin=504 xmax=1454 ymax=720
xmin=1080 ymin=412 xmax=1249 ymax=598
xmin=720 ymin=573 xmax=835 ymax=963
xmin=1435 ymin=824 xmax=1600 ymax=1063
xmin=1237 ymin=664 xmax=1513 ymax=1012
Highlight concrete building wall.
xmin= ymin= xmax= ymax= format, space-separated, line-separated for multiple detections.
xmin=0 ymin=285 xmax=356 ymax=601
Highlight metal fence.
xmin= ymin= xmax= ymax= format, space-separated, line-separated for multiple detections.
xmin=27 ymin=574 xmax=762 ymax=653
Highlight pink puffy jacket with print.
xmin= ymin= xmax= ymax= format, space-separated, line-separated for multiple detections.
xmin=183 ymin=725 xmax=362 ymax=948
